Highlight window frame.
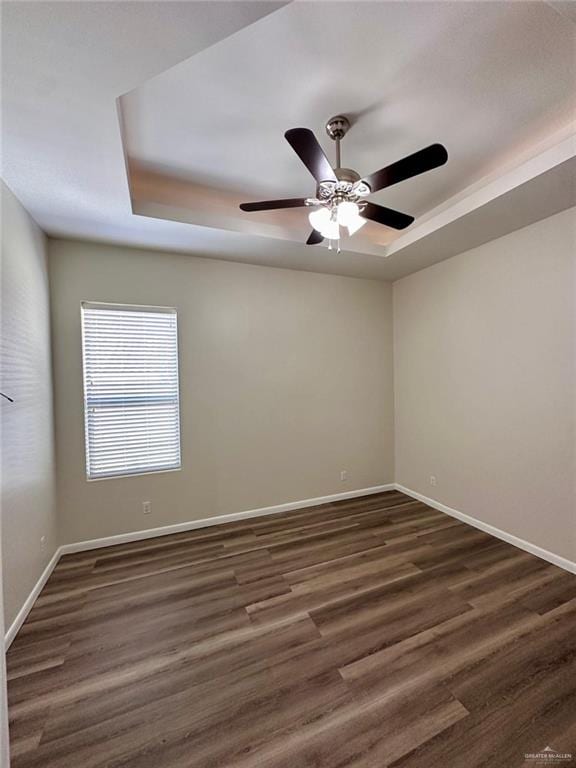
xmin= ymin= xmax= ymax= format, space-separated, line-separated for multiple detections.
xmin=80 ymin=300 xmax=182 ymax=482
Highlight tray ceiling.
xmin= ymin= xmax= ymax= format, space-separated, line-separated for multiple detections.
xmin=3 ymin=1 xmax=575 ymax=280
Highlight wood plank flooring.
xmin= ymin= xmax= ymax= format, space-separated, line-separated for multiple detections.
xmin=7 ymin=490 xmax=576 ymax=767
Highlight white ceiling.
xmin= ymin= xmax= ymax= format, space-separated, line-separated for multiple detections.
xmin=2 ymin=0 xmax=575 ymax=280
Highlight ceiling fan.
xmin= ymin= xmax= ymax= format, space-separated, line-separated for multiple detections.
xmin=239 ymin=115 xmax=448 ymax=249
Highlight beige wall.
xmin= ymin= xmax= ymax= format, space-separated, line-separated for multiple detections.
xmin=48 ymin=239 xmax=394 ymax=544
xmin=1 ymin=182 xmax=58 ymax=631
xmin=394 ymin=207 xmax=575 ymax=562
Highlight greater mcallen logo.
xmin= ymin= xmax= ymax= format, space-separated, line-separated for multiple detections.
xmin=525 ymin=746 xmax=573 ymax=763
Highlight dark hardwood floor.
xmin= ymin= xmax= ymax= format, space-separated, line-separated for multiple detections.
xmin=7 ymin=490 xmax=576 ymax=767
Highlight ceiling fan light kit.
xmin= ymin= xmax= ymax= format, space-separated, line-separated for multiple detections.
xmin=239 ymin=114 xmax=448 ymax=251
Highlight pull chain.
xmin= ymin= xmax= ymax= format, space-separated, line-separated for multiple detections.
xmin=328 ymin=237 xmax=341 ymax=253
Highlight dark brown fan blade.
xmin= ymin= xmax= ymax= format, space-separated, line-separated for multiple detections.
xmin=361 ymin=143 xmax=448 ymax=194
xmin=285 ymin=128 xmax=338 ymax=184
xmin=360 ymin=202 xmax=414 ymax=230
xmin=306 ymin=229 xmax=324 ymax=245
xmin=239 ymin=198 xmax=308 ymax=212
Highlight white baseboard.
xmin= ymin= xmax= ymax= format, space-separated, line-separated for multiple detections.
xmin=59 ymin=484 xmax=396 ymax=556
xmin=395 ymin=484 xmax=576 ymax=575
xmin=3 ymin=484 xmax=395 ymax=647
xmin=5 ymin=483 xmax=395 ymax=647
xmin=4 ymin=547 xmax=63 ymax=649
xmin=7 ymin=480 xmax=573 ymax=649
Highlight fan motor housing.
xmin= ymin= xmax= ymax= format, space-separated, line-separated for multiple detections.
xmin=317 ymin=168 xmax=370 ymax=202
xmin=335 ymin=167 xmax=360 ymax=184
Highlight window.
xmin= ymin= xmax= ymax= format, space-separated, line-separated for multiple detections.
xmin=81 ymin=302 xmax=181 ymax=480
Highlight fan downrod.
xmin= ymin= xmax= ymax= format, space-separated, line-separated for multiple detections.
xmin=325 ymin=115 xmax=351 ymax=171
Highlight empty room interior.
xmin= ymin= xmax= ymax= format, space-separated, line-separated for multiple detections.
xmin=1 ymin=1 xmax=576 ymax=766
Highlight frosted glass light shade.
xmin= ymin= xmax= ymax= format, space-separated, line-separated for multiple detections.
xmin=336 ymin=201 xmax=359 ymax=226
xmin=308 ymin=207 xmax=340 ymax=240
xmin=308 ymin=207 xmax=330 ymax=232
xmin=347 ymin=214 xmax=367 ymax=235
xmin=322 ymin=220 xmax=340 ymax=240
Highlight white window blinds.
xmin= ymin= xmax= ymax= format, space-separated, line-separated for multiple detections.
xmin=81 ymin=302 xmax=181 ymax=480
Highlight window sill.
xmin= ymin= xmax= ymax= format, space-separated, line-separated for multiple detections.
xmin=86 ymin=466 xmax=182 ymax=482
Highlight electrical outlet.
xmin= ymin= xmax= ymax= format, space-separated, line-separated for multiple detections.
xmin=40 ymin=535 xmax=46 ymax=554
xmin=429 ymin=475 xmax=437 ymax=487
xmin=340 ymin=470 xmax=348 ymax=482
xmin=143 ymin=501 xmax=152 ymax=515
